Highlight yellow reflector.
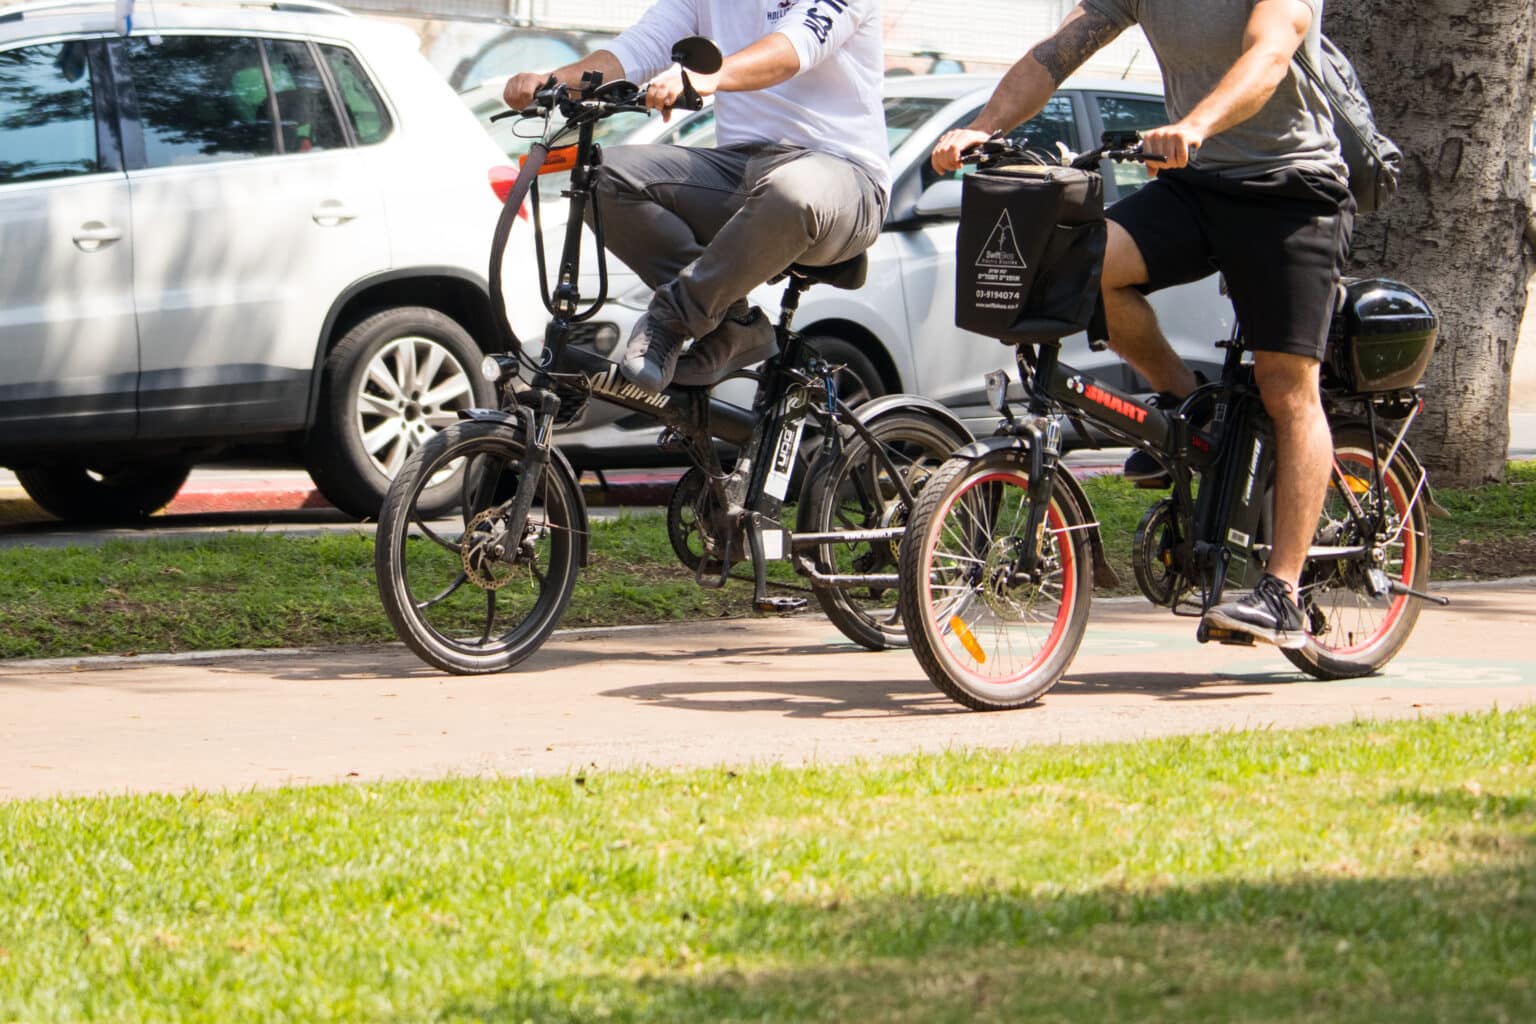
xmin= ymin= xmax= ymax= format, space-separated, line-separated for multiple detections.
xmin=949 ymin=616 xmax=986 ymax=663
xmin=1343 ymin=474 xmax=1371 ymax=494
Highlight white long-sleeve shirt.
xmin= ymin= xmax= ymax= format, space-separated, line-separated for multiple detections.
xmin=605 ymin=0 xmax=890 ymax=198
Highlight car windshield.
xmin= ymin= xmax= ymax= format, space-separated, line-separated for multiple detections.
xmin=883 ymin=95 xmax=949 ymax=152
xmin=647 ymin=94 xmax=952 ymax=155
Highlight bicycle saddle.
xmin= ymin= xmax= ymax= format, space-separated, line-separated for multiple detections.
xmin=781 ymin=253 xmax=869 ymax=291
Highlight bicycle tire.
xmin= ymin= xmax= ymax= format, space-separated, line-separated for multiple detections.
xmin=797 ymin=409 xmax=968 ymax=650
xmin=375 ymin=419 xmax=583 ymax=674
xmin=897 ymin=449 xmax=1093 ymax=710
xmin=1283 ymin=425 xmax=1430 ymax=679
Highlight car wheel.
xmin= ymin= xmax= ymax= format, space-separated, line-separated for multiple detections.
xmin=792 ymin=335 xmax=889 ymax=491
xmin=15 ymin=461 xmax=191 ymax=523
xmin=305 ymin=306 xmax=493 ymax=520
xmin=805 ymin=335 xmax=886 ymax=409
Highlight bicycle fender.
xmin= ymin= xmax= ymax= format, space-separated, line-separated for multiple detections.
xmin=1331 ymin=418 xmax=1448 ymax=519
xmin=948 ymin=435 xmax=1121 ymax=590
xmin=851 ymin=394 xmax=973 ymax=444
xmin=457 ymin=407 xmax=592 ymax=568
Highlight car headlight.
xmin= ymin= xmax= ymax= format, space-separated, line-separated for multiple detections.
xmin=613 ymin=280 xmax=655 ymax=312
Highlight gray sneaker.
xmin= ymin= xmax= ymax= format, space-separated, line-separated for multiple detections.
xmin=672 ymin=308 xmax=778 ymax=388
xmin=620 ymin=314 xmax=687 ymax=393
xmin=1203 ymin=574 xmax=1308 ymax=649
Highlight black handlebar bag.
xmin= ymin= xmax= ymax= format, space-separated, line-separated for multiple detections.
xmin=954 ymin=163 xmax=1106 ymax=345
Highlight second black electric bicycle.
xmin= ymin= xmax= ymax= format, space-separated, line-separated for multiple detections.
xmin=897 ymin=135 xmax=1446 ymax=710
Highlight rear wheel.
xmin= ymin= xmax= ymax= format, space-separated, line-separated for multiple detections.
xmin=1283 ymin=426 xmax=1430 ymax=679
xmin=797 ymin=409 xmax=967 ymax=650
xmin=375 ymin=420 xmax=582 ymax=674
xmin=16 ymin=461 xmax=191 ymax=523
xmin=897 ymin=450 xmax=1092 ymax=710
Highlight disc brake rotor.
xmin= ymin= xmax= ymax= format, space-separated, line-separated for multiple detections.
xmin=460 ymin=508 xmax=521 ymax=589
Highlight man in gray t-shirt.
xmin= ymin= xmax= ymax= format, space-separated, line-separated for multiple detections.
xmin=932 ymin=0 xmax=1353 ymax=651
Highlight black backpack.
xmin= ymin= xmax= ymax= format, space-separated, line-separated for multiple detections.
xmin=1294 ymin=35 xmax=1403 ymax=213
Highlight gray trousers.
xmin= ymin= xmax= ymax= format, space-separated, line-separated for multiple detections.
xmin=588 ymin=143 xmax=885 ymax=339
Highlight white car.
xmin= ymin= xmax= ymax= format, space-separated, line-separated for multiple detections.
xmin=483 ymin=73 xmax=1232 ymax=470
xmin=0 ymin=0 xmax=531 ymax=521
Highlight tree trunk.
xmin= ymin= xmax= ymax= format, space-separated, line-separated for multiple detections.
xmin=1325 ymin=2 xmax=1536 ymax=486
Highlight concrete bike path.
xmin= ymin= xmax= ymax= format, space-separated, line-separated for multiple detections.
xmin=2 ymin=579 xmax=1533 ymax=801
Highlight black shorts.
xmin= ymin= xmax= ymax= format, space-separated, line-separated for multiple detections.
xmin=1107 ymin=166 xmax=1354 ymax=361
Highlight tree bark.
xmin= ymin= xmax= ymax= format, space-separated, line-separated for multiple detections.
xmin=1325 ymin=2 xmax=1536 ymax=486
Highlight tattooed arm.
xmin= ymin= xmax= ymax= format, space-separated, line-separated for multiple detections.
xmin=932 ymin=4 xmax=1123 ymax=173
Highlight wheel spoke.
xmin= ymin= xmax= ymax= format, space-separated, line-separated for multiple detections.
xmin=422 ymin=375 xmax=473 ymax=410
xmin=417 ymin=571 xmax=471 ymax=610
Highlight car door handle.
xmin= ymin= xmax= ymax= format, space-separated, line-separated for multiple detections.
xmin=311 ymin=200 xmax=360 ymax=226
xmin=72 ymin=221 xmax=124 ymax=252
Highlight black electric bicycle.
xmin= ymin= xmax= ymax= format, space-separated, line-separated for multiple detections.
xmin=374 ymin=39 xmax=970 ymax=674
xmin=897 ymin=135 xmax=1446 ymax=710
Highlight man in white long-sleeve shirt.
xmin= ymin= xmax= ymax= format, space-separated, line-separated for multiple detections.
xmin=504 ymin=0 xmax=889 ymax=393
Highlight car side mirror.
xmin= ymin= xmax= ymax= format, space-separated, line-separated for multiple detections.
xmin=914 ymin=178 xmax=964 ymax=219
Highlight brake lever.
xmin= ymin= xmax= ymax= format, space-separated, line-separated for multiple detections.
xmin=678 ymin=68 xmax=704 ymax=112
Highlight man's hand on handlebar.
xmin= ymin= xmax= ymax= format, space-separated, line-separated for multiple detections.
xmin=931 ymin=128 xmax=995 ymax=174
xmin=1139 ymin=121 xmax=1204 ymax=173
xmin=503 ymin=71 xmax=558 ymax=114
xmin=642 ymin=64 xmax=718 ymax=121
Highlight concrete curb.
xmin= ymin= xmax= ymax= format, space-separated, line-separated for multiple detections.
xmin=0 ymin=472 xmax=683 ymax=525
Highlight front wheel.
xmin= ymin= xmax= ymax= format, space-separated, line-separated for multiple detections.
xmin=797 ymin=409 xmax=968 ymax=650
xmin=375 ymin=419 xmax=583 ymax=674
xmin=1283 ymin=426 xmax=1431 ymax=680
xmin=897 ymin=450 xmax=1093 ymax=710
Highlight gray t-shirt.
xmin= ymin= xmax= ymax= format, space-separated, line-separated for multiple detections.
xmin=1083 ymin=0 xmax=1346 ymax=180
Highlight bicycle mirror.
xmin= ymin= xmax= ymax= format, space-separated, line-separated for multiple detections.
xmin=671 ymin=36 xmax=723 ymax=74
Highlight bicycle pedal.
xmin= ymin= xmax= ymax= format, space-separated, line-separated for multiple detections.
xmin=755 ymin=596 xmax=809 ymax=614
xmin=1196 ymin=622 xmax=1256 ymax=647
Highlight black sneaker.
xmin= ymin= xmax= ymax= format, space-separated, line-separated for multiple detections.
xmin=1122 ymin=381 xmax=1211 ymax=488
xmin=1123 ymin=447 xmax=1170 ymax=487
xmin=619 ymin=314 xmax=687 ymax=393
xmin=1203 ymin=574 xmax=1308 ymax=649
xmin=672 ymin=308 xmax=777 ymax=387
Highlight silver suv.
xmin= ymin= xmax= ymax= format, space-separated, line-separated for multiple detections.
xmin=0 ymin=0 xmax=517 ymax=521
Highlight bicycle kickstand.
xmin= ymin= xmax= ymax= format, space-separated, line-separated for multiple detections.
xmin=747 ymin=513 xmax=807 ymax=614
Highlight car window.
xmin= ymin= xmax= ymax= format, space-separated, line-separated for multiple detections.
xmin=656 ymin=96 xmax=950 ymax=155
xmin=0 ymin=41 xmax=100 ymax=184
xmin=319 ymin=44 xmax=392 ymax=146
xmin=884 ymin=96 xmax=950 ymax=153
xmin=265 ymin=39 xmax=345 ymax=153
xmin=126 ymin=35 xmax=277 ymax=166
xmin=922 ymin=94 xmax=1077 ymax=188
xmin=1094 ymin=93 xmax=1167 ymax=196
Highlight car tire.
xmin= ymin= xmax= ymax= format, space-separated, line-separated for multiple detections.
xmin=804 ymin=335 xmax=886 ymax=408
xmin=792 ymin=335 xmax=889 ymax=493
xmin=305 ymin=306 xmax=492 ymax=520
xmin=16 ymin=461 xmax=191 ymax=523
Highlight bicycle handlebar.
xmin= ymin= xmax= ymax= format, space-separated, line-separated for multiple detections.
xmin=957 ymin=132 xmax=1153 ymax=172
xmin=489 ymin=74 xmax=700 ymax=125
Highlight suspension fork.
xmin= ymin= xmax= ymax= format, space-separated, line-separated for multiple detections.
xmin=1014 ymin=344 xmax=1066 ymax=576
xmin=491 ymin=390 xmax=561 ymax=553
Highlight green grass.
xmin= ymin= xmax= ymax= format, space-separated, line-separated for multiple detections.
xmin=1 ymin=465 xmax=1531 ymax=661
xmin=1 ymin=709 xmax=1532 ymax=1022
